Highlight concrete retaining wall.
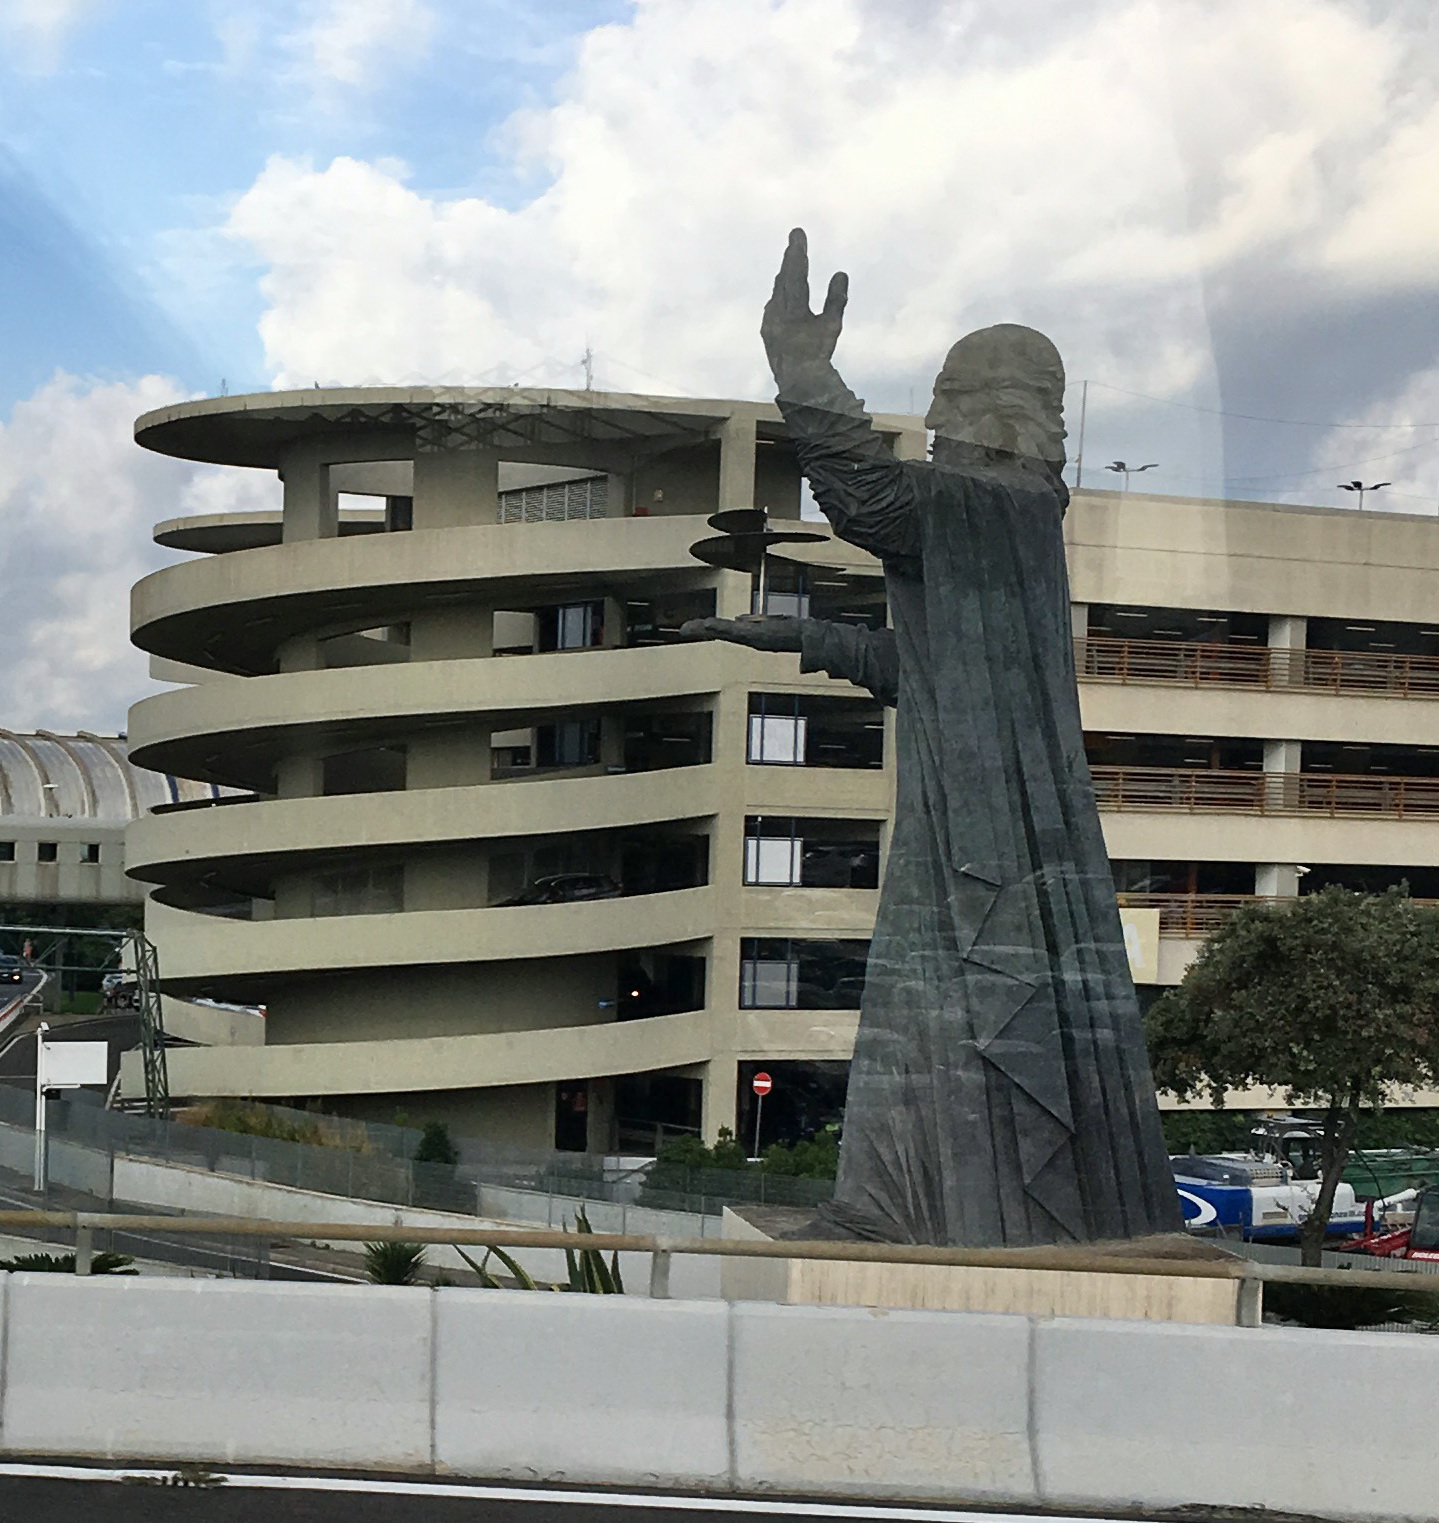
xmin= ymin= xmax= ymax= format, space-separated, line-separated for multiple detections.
xmin=0 ymin=1119 xmax=719 ymax=1297
xmin=0 ymin=1275 xmax=1432 ymax=1518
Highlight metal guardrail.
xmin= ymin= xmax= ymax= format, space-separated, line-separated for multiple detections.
xmin=1 ymin=1211 xmax=1432 ymax=1304
xmin=1117 ymin=891 xmax=1439 ymax=937
xmin=1092 ymin=764 xmax=1439 ymax=818
xmin=1076 ymin=636 xmax=1439 ymax=698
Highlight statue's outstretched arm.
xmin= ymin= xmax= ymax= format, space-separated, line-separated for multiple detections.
xmin=680 ymin=614 xmax=898 ymax=708
xmin=762 ymin=230 xmax=921 ymax=574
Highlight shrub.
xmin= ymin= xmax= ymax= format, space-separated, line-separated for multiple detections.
xmin=0 ymin=1251 xmax=136 ymax=1275
xmin=363 ymin=1240 xmax=427 ymax=1285
xmin=414 ymin=1121 xmax=459 ymax=1166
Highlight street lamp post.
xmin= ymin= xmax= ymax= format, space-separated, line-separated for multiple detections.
xmin=1105 ymin=460 xmax=1159 ymax=492
xmin=1338 ymin=479 xmax=1390 ymax=511
xmin=32 ymin=1021 xmax=49 ymax=1193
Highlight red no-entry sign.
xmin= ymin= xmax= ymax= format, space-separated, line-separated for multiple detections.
xmin=752 ymin=1071 xmax=773 ymax=1097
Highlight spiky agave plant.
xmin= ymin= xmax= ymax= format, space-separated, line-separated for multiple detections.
xmin=362 ymin=1240 xmax=427 ymax=1285
xmin=455 ymin=1207 xmax=624 ymax=1294
xmin=0 ymin=1251 xmax=137 ymax=1275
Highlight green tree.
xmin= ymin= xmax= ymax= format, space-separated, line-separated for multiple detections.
xmin=1146 ymin=887 xmax=1439 ymax=1264
xmin=414 ymin=1121 xmax=459 ymax=1166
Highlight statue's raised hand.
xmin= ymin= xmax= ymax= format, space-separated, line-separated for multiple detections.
xmin=679 ymin=615 xmax=806 ymax=653
xmin=761 ymin=228 xmax=848 ymax=386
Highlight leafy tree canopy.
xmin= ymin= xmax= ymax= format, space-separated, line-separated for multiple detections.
xmin=1146 ymin=886 xmax=1439 ymax=1262
xmin=1147 ymin=886 xmax=1439 ymax=1112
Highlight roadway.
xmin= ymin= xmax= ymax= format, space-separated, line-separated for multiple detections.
xmin=0 ymin=1468 xmax=1183 ymax=1522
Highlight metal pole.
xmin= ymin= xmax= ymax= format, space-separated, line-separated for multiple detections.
xmin=32 ymin=1021 xmax=48 ymax=1193
xmin=753 ymin=1092 xmax=764 ymax=1159
xmin=1074 ymin=379 xmax=1088 ymax=489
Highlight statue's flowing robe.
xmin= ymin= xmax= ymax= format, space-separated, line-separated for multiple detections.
xmin=778 ymin=389 xmax=1181 ymax=1247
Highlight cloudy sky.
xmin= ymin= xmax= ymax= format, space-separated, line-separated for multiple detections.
xmin=2 ymin=0 xmax=1438 ymax=730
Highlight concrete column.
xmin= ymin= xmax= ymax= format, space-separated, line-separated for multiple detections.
xmin=409 ymin=605 xmax=494 ymax=663
xmin=717 ymin=415 xmax=757 ymax=512
xmin=605 ymin=472 xmax=631 ymax=519
xmin=1268 ymin=613 xmax=1307 ymax=687
xmin=278 ymin=636 xmax=322 ymax=673
xmin=715 ymin=571 xmax=751 ymax=620
xmin=405 ymin=728 xmax=492 ymax=790
xmin=1263 ymin=738 xmax=1302 ymax=812
xmin=599 ymin=714 xmax=625 ymax=770
xmin=1256 ymin=863 xmax=1301 ymax=899
xmin=412 ymin=448 xmax=499 ymax=531
xmin=701 ymin=1054 xmax=740 ymax=1145
xmin=280 ymin=441 xmax=338 ymax=543
xmin=1070 ymin=602 xmax=1090 ymax=641
xmin=275 ymin=753 xmax=324 ymax=801
xmin=601 ymin=597 xmax=626 ymax=649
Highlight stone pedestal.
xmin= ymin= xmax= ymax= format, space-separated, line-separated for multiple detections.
xmin=720 ymin=1207 xmax=1254 ymax=1325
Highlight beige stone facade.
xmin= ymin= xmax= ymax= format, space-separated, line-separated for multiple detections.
xmin=126 ymin=386 xmax=1439 ymax=1147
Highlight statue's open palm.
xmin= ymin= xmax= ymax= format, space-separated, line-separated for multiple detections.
xmin=761 ymin=228 xmax=849 ymax=383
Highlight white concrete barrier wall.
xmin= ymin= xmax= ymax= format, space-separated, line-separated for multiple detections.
xmin=1 ymin=1276 xmax=1436 ymax=1518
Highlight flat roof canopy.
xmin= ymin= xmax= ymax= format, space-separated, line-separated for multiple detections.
xmin=134 ymin=386 xmax=788 ymax=470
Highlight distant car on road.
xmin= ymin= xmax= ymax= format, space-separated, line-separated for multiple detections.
xmin=499 ymin=873 xmax=622 ymax=906
xmin=0 ymin=955 xmax=22 ymax=985
xmin=102 ymin=972 xmax=138 ymax=1009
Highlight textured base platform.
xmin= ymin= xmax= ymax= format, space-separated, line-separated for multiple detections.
xmin=720 ymin=1207 xmax=1252 ymax=1324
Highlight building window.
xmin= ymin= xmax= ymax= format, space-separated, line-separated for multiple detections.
xmin=747 ymin=693 xmax=884 ymax=769
xmin=0 ymin=842 xmax=13 ymax=862
xmin=739 ymin=937 xmax=870 ymax=1009
xmin=538 ymin=601 xmax=604 ymax=651
xmin=82 ymin=843 xmax=101 ymax=864
xmin=536 ymin=719 xmax=601 ymax=769
xmin=37 ymin=842 xmax=57 ymax=863
xmin=744 ymin=818 xmax=804 ymax=886
xmin=748 ymin=696 xmax=807 ymax=765
xmin=744 ymin=817 xmax=881 ymax=889
xmin=740 ymin=950 xmax=797 ymax=1011
xmin=752 ymin=560 xmax=811 ymax=619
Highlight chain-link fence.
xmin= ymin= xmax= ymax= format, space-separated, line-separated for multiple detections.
xmin=0 ymin=1084 xmax=834 ymax=1231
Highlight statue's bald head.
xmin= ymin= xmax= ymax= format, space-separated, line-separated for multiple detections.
xmin=925 ymin=323 xmax=1067 ymax=467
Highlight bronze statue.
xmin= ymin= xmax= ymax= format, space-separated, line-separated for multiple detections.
xmin=684 ymin=230 xmax=1180 ymax=1247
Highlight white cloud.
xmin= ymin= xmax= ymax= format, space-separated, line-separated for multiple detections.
xmin=220 ymin=0 xmax=1436 ymax=433
xmin=0 ymin=0 xmax=102 ymax=66
xmin=1310 ymin=367 xmax=1439 ymax=516
xmin=0 ymin=373 xmax=279 ymax=731
xmin=291 ymin=0 xmax=435 ymax=90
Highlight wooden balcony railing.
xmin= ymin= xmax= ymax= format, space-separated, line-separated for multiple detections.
xmin=1116 ymin=892 xmax=1289 ymax=938
xmin=1092 ymin=766 xmax=1439 ymax=819
xmin=1076 ymin=636 xmax=1439 ymax=699
xmin=1120 ymin=891 xmax=1439 ymax=938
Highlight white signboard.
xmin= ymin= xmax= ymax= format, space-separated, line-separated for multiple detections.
xmin=1119 ymin=907 xmax=1162 ymax=985
xmin=42 ymin=1040 xmax=109 ymax=1089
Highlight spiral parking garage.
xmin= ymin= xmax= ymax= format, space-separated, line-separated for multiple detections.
xmin=126 ymin=387 xmax=914 ymax=1151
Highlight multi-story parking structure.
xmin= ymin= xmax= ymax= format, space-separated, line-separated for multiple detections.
xmin=126 ymin=386 xmax=1439 ymax=1148
xmin=126 ymin=387 xmax=915 ymax=1150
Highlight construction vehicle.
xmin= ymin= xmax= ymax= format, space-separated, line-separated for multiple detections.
xmin=1340 ymin=1185 xmax=1439 ymax=1262
xmin=1172 ymin=1115 xmax=1366 ymax=1242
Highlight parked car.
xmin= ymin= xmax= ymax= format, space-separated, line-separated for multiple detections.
xmin=102 ymin=973 xmax=138 ymax=1009
xmin=499 ymin=873 xmax=622 ymax=907
xmin=0 ymin=955 xmax=22 ymax=985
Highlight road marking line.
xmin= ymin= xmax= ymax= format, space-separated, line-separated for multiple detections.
xmin=0 ymin=1462 xmax=1129 ymax=1520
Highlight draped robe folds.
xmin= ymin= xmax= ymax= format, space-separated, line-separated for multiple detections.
xmin=775 ymin=388 xmax=1182 ymax=1248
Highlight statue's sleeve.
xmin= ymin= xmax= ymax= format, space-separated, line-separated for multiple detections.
xmin=775 ymin=365 xmax=923 ymax=576
xmin=798 ymin=620 xmax=898 ymax=708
